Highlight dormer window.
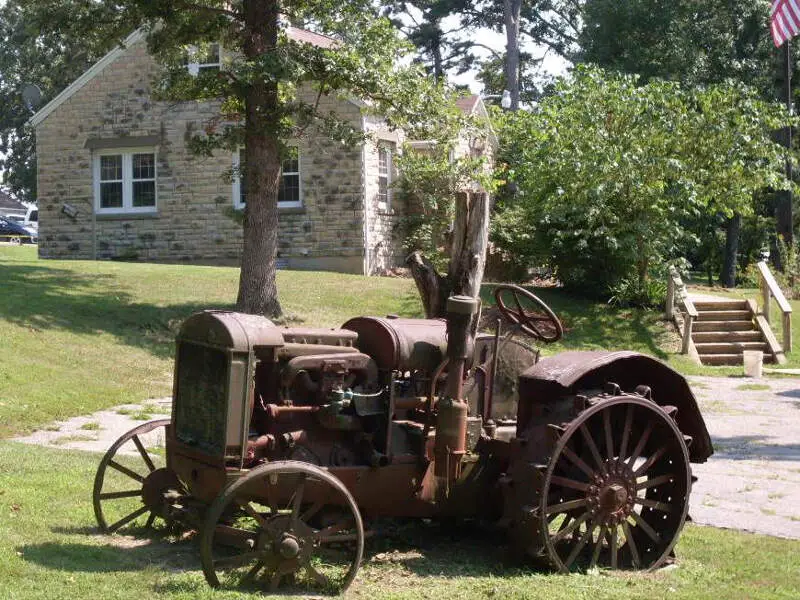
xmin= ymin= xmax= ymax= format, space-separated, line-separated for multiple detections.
xmin=186 ymin=43 xmax=221 ymax=76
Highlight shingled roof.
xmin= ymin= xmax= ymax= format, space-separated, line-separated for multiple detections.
xmin=0 ymin=190 xmax=26 ymax=213
xmin=455 ymin=94 xmax=481 ymax=115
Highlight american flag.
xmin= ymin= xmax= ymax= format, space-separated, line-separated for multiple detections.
xmin=772 ymin=0 xmax=800 ymax=47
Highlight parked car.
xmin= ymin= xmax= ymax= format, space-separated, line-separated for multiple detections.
xmin=24 ymin=206 xmax=38 ymax=234
xmin=0 ymin=216 xmax=36 ymax=244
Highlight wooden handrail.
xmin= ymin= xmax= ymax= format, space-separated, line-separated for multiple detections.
xmin=756 ymin=261 xmax=792 ymax=353
xmin=667 ymin=266 xmax=697 ymax=355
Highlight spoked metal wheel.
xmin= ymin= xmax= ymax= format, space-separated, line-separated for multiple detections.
xmin=93 ymin=419 xmax=181 ymax=533
xmin=200 ymin=460 xmax=364 ymax=595
xmin=540 ymin=396 xmax=691 ymax=572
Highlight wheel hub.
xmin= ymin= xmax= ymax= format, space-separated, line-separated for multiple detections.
xmin=141 ymin=467 xmax=181 ymax=513
xmin=277 ymin=534 xmax=301 ymax=559
xmin=586 ymin=459 xmax=637 ymax=525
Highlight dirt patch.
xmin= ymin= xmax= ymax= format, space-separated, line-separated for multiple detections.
xmin=13 ymin=398 xmax=171 ymax=454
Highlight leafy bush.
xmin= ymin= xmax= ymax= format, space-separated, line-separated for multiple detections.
xmin=608 ymin=275 xmax=668 ymax=308
xmin=492 ymin=66 xmax=792 ymax=299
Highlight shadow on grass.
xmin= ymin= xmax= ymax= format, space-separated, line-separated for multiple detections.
xmin=22 ymin=520 xmax=546 ymax=583
xmin=363 ymin=519 xmax=550 ymax=579
xmin=0 ymin=264 xmax=234 ymax=359
xmin=710 ymin=434 xmax=800 ymax=462
xmin=18 ymin=536 xmax=197 ymax=574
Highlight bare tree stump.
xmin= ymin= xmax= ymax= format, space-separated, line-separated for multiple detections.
xmin=407 ymin=192 xmax=490 ymax=318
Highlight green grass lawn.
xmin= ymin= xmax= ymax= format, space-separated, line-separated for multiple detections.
xmin=1 ymin=441 xmax=798 ymax=600
xmin=0 ymin=246 xmax=421 ymax=437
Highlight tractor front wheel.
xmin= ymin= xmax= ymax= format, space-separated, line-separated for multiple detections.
xmin=200 ymin=461 xmax=364 ymax=594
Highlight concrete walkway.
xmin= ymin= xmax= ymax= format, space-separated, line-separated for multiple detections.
xmin=688 ymin=375 xmax=800 ymax=539
xmin=12 ymin=375 xmax=800 ymax=539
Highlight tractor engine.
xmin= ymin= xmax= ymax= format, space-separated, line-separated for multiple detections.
xmin=245 ymin=316 xmax=453 ymax=469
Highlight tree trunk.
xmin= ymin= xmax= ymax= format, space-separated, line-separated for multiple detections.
xmin=720 ymin=213 xmax=741 ymax=288
xmin=236 ymin=0 xmax=283 ymax=317
xmin=503 ymin=0 xmax=522 ymax=111
xmin=431 ymin=26 xmax=445 ymax=83
xmin=407 ymin=192 xmax=490 ymax=318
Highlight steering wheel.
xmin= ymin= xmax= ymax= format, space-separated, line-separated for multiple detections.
xmin=493 ymin=284 xmax=563 ymax=343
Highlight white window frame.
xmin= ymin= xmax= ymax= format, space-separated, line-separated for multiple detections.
xmin=378 ymin=143 xmax=394 ymax=211
xmin=187 ymin=43 xmax=221 ymax=76
xmin=93 ymin=148 xmax=158 ymax=215
xmin=232 ymin=147 xmax=303 ymax=210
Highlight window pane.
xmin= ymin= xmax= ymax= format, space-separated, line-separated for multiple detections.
xmin=279 ymin=174 xmax=300 ymax=204
xmin=132 ymin=181 xmax=156 ymax=207
xmin=100 ymin=182 xmax=123 ymax=208
xmin=282 ymin=157 xmax=298 ymax=174
xmin=379 ymin=149 xmax=389 ymax=174
xmin=378 ymin=178 xmax=388 ymax=204
xmin=100 ymin=155 xmax=122 ymax=181
xmin=132 ymin=153 xmax=155 ymax=179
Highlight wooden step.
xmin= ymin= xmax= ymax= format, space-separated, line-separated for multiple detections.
xmin=694 ymin=342 xmax=768 ymax=354
xmin=692 ymin=320 xmax=756 ymax=332
xmin=692 ymin=330 xmax=763 ymax=343
xmin=696 ymin=310 xmax=752 ymax=321
xmin=699 ymin=352 xmax=776 ymax=366
xmin=693 ymin=300 xmax=749 ymax=311
xmin=699 ymin=353 xmax=744 ymax=365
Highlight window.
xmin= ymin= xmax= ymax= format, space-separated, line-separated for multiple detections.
xmin=233 ymin=147 xmax=302 ymax=209
xmin=186 ymin=43 xmax=221 ymax=76
xmin=378 ymin=143 xmax=394 ymax=210
xmin=93 ymin=149 xmax=157 ymax=214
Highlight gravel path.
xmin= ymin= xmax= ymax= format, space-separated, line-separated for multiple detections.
xmin=12 ymin=376 xmax=800 ymax=539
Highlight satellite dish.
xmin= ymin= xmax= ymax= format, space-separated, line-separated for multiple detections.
xmin=21 ymin=84 xmax=42 ymax=112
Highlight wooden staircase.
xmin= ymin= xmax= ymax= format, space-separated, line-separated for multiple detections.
xmin=691 ymin=300 xmax=772 ymax=366
xmin=666 ymin=262 xmax=791 ymax=368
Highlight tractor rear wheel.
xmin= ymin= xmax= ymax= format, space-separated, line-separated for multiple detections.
xmin=540 ymin=396 xmax=691 ymax=572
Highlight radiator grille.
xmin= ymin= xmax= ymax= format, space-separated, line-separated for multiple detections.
xmin=174 ymin=343 xmax=228 ymax=455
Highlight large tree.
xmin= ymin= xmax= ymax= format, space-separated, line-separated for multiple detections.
xmin=382 ymin=1 xmax=476 ymax=81
xmin=68 ymin=0 xmax=446 ymax=317
xmin=0 ymin=1 xmax=119 ymax=202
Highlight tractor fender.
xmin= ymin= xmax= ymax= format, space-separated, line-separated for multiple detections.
xmin=517 ymin=351 xmax=713 ymax=462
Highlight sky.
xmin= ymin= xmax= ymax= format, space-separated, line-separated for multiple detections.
xmin=408 ymin=11 xmax=571 ymax=94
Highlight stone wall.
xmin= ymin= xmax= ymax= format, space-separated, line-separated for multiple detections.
xmin=35 ymin=37 xmax=371 ymax=273
xmin=363 ymin=117 xmax=404 ymax=274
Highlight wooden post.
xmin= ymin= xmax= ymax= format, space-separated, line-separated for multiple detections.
xmin=783 ymin=311 xmax=793 ymax=353
xmin=666 ymin=268 xmax=675 ymax=320
xmin=681 ymin=315 xmax=694 ymax=355
xmin=762 ymin=277 xmax=772 ymax=323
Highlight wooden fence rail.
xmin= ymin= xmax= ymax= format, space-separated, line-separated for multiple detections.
xmin=756 ymin=261 xmax=792 ymax=353
xmin=666 ymin=266 xmax=697 ymax=355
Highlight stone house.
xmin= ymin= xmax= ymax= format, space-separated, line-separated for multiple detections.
xmin=29 ymin=28 xmax=494 ymax=274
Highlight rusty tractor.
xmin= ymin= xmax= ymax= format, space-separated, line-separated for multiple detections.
xmin=93 ymin=284 xmax=712 ymax=593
